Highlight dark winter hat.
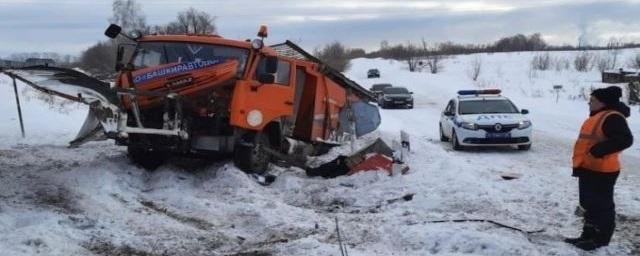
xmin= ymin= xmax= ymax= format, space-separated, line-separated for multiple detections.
xmin=591 ymin=86 xmax=622 ymax=105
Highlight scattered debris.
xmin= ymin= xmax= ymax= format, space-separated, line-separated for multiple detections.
xmin=423 ymin=218 xmax=545 ymax=234
xmin=139 ymin=200 xmax=214 ymax=230
xmin=335 ymin=217 xmax=349 ymax=256
xmin=307 ymin=138 xmax=410 ymax=178
xmin=249 ymin=173 xmax=277 ymax=186
xmin=500 ymin=173 xmax=522 ymax=180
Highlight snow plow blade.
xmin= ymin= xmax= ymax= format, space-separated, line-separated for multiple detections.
xmin=2 ymin=66 xmax=121 ymax=147
xmin=1 ymin=66 xmax=118 ymax=105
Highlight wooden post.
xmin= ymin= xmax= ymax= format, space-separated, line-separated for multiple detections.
xmin=12 ymin=76 xmax=25 ymax=138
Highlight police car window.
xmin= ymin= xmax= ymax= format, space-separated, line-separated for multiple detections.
xmin=445 ymin=101 xmax=453 ymax=113
xmin=458 ymin=100 xmax=519 ymax=114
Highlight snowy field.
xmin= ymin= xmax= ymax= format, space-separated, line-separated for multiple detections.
xmin=1 ymin=49 xmax=639 ymax=255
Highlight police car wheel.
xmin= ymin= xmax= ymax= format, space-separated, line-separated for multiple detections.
xmin=451 ymin=130 xmax=463 ymax=150
xmin=439 ymin=124 xmax=449 ymax=142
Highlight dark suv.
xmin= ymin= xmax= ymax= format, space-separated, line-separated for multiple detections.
xmin=370 ymin=83 xmax=392 ymax=98
xmin=367 ymin=69 xmax=380 ymax=78
xmin=379 ymin=87 xmax=414 ymax=109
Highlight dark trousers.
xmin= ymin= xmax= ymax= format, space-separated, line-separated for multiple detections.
xmin=578 ymin=172 xmax=619 ymax=244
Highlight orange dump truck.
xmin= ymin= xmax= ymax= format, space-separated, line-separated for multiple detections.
xmin=2 ymin=24 xmax=380 ymax=172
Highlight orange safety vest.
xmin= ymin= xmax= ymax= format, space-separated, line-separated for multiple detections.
xmin=572 ymin=110 xmax=625 ymax=172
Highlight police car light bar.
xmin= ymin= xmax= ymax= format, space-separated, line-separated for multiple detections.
xmin=457 ymin=89 xmax=501 ymax=96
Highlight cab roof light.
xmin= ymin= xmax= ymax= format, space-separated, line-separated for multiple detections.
xmin=457 ymin=89 xmax=501 ymax=96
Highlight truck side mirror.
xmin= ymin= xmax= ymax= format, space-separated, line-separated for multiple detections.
xmin=258 ymin=73 xmax=275 ymax=84
xmin=521 ymin=109 xmax=529 ymax=114
xmin=265 ymin=56 xmax=278 ymax=73
xmin=105 ymin=24 xmax=122 ymax=39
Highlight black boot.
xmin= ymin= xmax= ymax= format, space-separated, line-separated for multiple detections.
xmin=563 ymin=237 xmax=584 ymax=245
xmin=574 ymin=239 xmax=607 ymax=251
xmin=565 ymin=223 xmax=597 ymax=245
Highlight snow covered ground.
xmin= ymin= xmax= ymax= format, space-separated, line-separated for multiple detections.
xmin=1 ymin=49 xmax=640 ymax=255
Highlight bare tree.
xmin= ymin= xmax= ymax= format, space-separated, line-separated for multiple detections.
xmin=79 ymin=41 xmax=118 ymax=78
xmin=422 ymin=41 xmax=445 ymax=74
xmin=531 ymin=53 xmax=551 ymax=71
xmin=346 ymin=48 xmax=366 ymax=59
xmin=380 ymin=40 xmax=389 ymax=50
xmin=161 ymin=8 xmax=216 ymax=34
xmin=527 ymin=33 xmax=547 ymax=51
xmin=314 ymin=41 xmax=351 ymax=72
xmin=425 ymin=55 xmax=444 ymax=74
xmin=78 ymin=0 xmax=147 ymax=76
xmin=606 ymin=37 xmax=622 ymax=69
xmin=109 ymin=0 xmax=147 ymax=33
xmin=596 ymin=53 xmax=613 ymax=73
xmin=467 ymin=56 xmax=482 ymax=81
xmin=553 ymin=57 xmax=570 ymax=71
xmin=574 ymin=51 xmax=593 ymax=72
xmin=405 ymin=41 xmax=421 ymax=72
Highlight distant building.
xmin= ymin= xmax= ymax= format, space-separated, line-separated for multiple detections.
xmin=602 ymin=68 xmax=640 ymax=83
xmin=25 ymin=58 xmax=55 ymax=67
xmin=0 ymin=59 xmax=26 ymax=68
xmin=0 ymin=58 xmax=57 ymax=68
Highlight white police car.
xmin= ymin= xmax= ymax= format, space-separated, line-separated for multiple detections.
xmin=439 ymin=89 xmax=532 ymax=150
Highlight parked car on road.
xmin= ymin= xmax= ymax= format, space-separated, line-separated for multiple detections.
xmin=439 ymin=89 xmax=532 ymax=151
xmin=378 ymin=87 xmax=414 ymax=109
xmin=367 ymin=69 xmax=380 ymax=78
xmin=370 ymin=83 xmax=392 ymax=98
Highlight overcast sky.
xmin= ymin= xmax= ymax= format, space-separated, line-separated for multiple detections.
xmin=1 ymin=0 xmax=640 ymax=58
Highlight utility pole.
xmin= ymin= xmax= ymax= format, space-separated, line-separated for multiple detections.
xmin=11 ymin=75 xmax=25 ymax=138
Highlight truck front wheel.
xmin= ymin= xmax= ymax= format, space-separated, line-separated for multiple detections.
xmin=234 ymin=132 xmax=271 ymax=174
xmin=127 ymin=146 xmax=165 ymax=171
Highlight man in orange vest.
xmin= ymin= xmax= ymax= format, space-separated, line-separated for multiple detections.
xmin=564 ymin=86 xmax=633 ymax=251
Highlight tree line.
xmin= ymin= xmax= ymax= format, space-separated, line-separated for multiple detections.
xmin=313 ymin=33 xmax=640 ymax=72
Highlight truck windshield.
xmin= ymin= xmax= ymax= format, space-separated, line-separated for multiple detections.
xmin=458 ymin=100 xmax=519 ymax=114
xmin=131 ymin=42 xmax=249 ymax=76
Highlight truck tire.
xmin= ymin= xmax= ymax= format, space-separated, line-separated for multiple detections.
xmin=127 ymin=146 xmax=165 ymax=171
xmin=234 ymin=132 xmax=271 ymax=174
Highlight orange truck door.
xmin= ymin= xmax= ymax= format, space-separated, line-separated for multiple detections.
xmin=230 ymin=59 xmax=295 ymax=130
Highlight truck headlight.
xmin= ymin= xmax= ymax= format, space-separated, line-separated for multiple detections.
xmin=460 ymin=122 xmax=478 ymax=130
xmin=247 ymin=110 xmax=263 ymax=127
xmin=518 ymin=120 xmax=532 ymax=129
